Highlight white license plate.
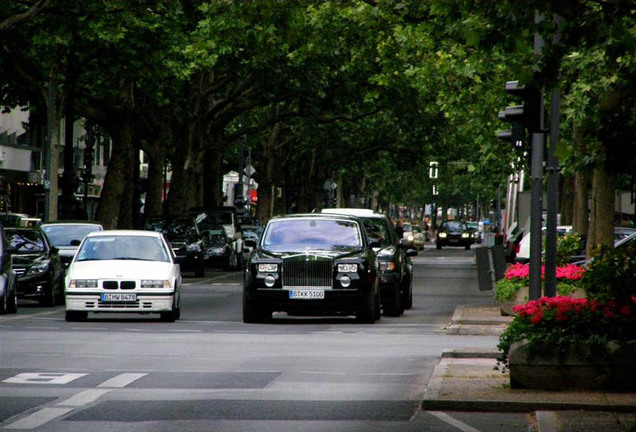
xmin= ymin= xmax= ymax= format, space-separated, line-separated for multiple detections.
xmin=101 ymin=293 xmax=137 ymax=302
xmin=289 ymin=290 xmax=325 ymax=299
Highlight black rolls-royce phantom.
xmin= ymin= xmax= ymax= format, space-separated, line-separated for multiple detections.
xmin=243 ymin=213 xmax=381 ymax=323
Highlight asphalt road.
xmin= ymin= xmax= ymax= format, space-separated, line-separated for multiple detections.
xmin=0 ymin=244 xmax=533 ymax=431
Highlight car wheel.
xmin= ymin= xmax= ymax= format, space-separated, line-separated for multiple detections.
xmin=242 ymin=293 xmax=269 ymax=323
xmin=161 ymin=296 xmax=180 ymax=322
xmin=65 ymin=311 xmax=88 ymax=322
xmin=356 ymin=291 xmax=376 ymax=324
xmin=465 ymin=244 xmax=471 ymax=250
xmin=436 ymin=243 xmax=442 ymax=250
xmin=384 ymin=283 xmax=404 ymax=317
xmin=403 ymin=278 xmax=413 ymax=310
xmin=39 ymin=280 xmax=56 ymax=307
xmin=0 ymin=287 xmax=7 ymax=315
xmin=54 ymin=274 xmax=65 ymax=305
xmin=374 ymin=291 xmax=381 ymax=321
xmin=7 ymin=275 xmax=18 ymax=314
xmin=194 ymin=260 xmax=205 ymax=278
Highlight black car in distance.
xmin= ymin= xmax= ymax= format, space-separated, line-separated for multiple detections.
xmin=243 ymin=213 xmax=381 ymax=323
xmin=5 ymin=227 xmax=65 ymax=306
xmin=436 ymin=220 xmax=474 ymax=250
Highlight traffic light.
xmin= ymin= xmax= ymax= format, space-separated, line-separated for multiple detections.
xmin=497 ymin=80 xmax=543 ymax=150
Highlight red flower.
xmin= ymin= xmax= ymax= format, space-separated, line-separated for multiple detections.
xmin=619 ymin=305 xmax=632 ymax=317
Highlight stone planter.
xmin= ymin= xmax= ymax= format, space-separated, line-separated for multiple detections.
xmin=508 ymin=339 xmax=636 ymax=391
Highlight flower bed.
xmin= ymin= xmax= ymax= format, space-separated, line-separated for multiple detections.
xmin=497 ymin=296 xmax=636 ymax=389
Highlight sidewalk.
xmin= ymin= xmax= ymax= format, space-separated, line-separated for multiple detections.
xmin=423 ymin=304 xmax=636 ymax=431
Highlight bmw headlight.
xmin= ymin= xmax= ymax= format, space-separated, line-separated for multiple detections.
xmin=337 ymin=263 xmax=358 ymax=273
xmin=438 ymin=232 xmax=447 ymax=238
xmin=141 ymin=280 xmax=171 ymax=288
xmin=258 ymin=263 xmax=278 ymax=273
xmin=461 ymin=232 xmax=470 ymax=238
xmin=69 ymin=279 xmax=98 ymax=288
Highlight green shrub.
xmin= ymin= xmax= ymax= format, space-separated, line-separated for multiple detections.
xmin=581 ymin=245 xmax=636 ymax=304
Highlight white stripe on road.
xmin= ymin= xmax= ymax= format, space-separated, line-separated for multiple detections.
xmin=3 ymin=408 xmax=73 ymax=430
xmin=58 ymin=389 xmax=112 ymax=406
xmin=97 ymin=373 xmax=147 ymax=388
xmin=428 ymin=411 xmax=482 ymax=432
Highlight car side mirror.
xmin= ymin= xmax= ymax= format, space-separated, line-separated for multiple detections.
xmin=245 ymin=239 xmax=257 ymax=248
xmin=406 ymin=248 xmax=418 ymax=257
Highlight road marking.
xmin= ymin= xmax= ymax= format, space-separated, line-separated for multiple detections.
xmin=97 ymin=373 xmax=147 ymax=388
xmin=57 ymin=389 xmax=111 ymax=406
xmin=3 ymin=407 xmax=73 ymax=430
xmin=428 ymin=411 xmax=482 ymax=432
xmin=3 ymin=373 xmax=87 ymax=385
xmin=299 ymin=371 xmax=347 ymax=375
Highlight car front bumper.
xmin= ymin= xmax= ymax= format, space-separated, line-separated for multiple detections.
xmin=65 ymin=292 xmax=175 ymax=313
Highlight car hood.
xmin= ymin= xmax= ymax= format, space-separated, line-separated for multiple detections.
xmin=12 ymin=253 xmax=47 ymax=266
xmin=67 ymin=260 xmax=175 ymax=279
xmin=255 ymin=248 xmax=364 ymax=261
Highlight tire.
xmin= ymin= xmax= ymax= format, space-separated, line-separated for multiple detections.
xmin=465 ymin=244 xmax=471 ymax=250
xmin=194 ymin=260 xmax=205 ymax=278
xmin=161 ymin=295 xmax=180 ymax=322
xmin=7 ymin=275 xmax=18 ymax=314
xmin=374 ymin=292 xmax=381 ymax=321
xmin=356 ymin=291 xmax=376 ymax=324
xmin=242 ymin=292 xmax=269 ymax=323
xmin=383 ymin=284 xmax=404 ymax=317
xmin=65 ymin=311 xmax=88 ymax=322
xmin=436 ymin=243 xmax=442 ymax=250
xmin=0 ymin=288 xmax=7 ymax=315
xmin=402 ymin=277 xmax=413 ymax=310
xmin=39 ymin=280 xmax=56 ymax=307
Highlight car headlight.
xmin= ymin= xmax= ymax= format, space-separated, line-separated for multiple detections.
xmin=69 ymin=279 xmax=98 ymax=288
xmin=407 ymin=235 xmax=414 ymax=241
xmin=208 ymin=247 xmax=226 ymax=254
xmin=379 ymin=261 xmax=396 ymax=272
xmin=258 ymin=263 xmax=278 ymax=273
xmin=141 ymin=280 xmax=171 ymax=288
xmin=337 ymin=263 xmax=358 ymax=273
xmin=438 ymin=232 xmax=447 ymax=238
xmin=27 ymin=260 xmax=50 ymax=276
xmin=461 ymin=233 xmax=470 ymax=238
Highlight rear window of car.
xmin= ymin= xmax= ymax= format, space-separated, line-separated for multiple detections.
xmin=262 ymin=219 xmax=362 ymax=250
xmin=42 ymin=225 xmax=102 ymax=246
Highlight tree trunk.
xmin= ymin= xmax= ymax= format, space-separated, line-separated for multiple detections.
xmin=144 ymin=143 xmax=167 ymax=219
xmin=166 ymin=124 xmax=203 ymax=217
xmin=559 ymin=175 xmax=574 ymax=225
xmin=203 ymin=130 xmax=225 ymax=209
xmin=96 ymin=116 xmax=134 ymax=230
xmin=587 ymin=165 xmax=615 ymax=255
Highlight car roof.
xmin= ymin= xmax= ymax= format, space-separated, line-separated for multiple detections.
xmin=41 ymin=222 xmax=103 ymax=227
xmin=271 ymin=213 xmax=363 ymax=223
xmin=321 ymin=208 xmax=382 ymax=217
xmin=86 ymin=230 xmax=163 ymax=238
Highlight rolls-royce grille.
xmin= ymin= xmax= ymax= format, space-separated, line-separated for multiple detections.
xmin=282 ymin=259 xmax=333 ymax=289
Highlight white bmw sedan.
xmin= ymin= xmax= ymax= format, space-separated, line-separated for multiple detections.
xmin=64 ymin=230 xmax=182 ymax=322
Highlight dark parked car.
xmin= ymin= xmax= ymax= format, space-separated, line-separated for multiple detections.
xmin=243 ymin=213 xmax=381 ymax=323
xmin=40 ymin=222 xmax=104 ymax=267
xmin=144 ymin=216 xmax=206 ymax=277
xmin=323 ymin=208 xmax=417 ymax=316
xmin=0 ymin=227 xmax=18 ymax=314
xmin=436 ymin=220 xmax=474 ymax=250
xmin=5 ymin=227 xmax=65 ymax=306
xmin=203 ymin=227 xmax=236 ymax=270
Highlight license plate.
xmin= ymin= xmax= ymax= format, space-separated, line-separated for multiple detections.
xmin=101 ymin=293 xmax=137 ymax=302
xmin=289 ymin=290 xmax=325 ymax=299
